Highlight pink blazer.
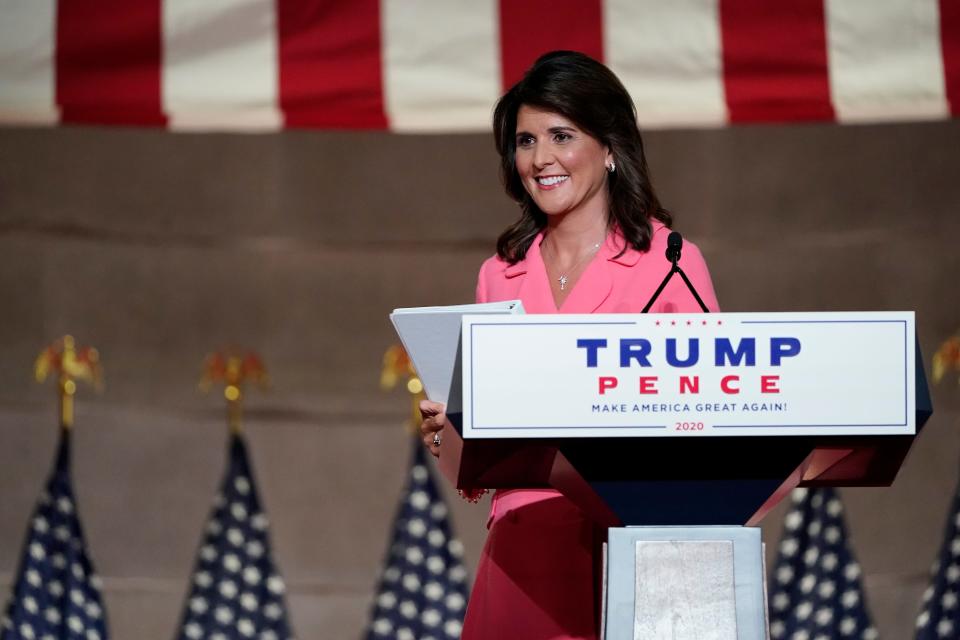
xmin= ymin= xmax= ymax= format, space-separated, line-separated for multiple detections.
xmin=476 ymin=220 xmax=719 ymax=314
xmin=462 ymin=222 xmax=720 ymax=639
xmin=474 ymin=220 xmax=720 ymax=524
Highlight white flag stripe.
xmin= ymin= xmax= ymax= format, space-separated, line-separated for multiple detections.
xmin=382 ymin=0 xmax=500 ymax=132
xmin=163 ymin=0 xmax=282 ymax=131
xmin=0 ymin=0 xmax=58 ymax=124
xmin=605 ymin=0 xmax=727 ymax=128
xmin=825 ymin=0 xmax=948 ymax=123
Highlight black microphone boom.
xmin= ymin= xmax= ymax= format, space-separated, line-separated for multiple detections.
xmin=641 ymin=231 xmax=710 ymax=313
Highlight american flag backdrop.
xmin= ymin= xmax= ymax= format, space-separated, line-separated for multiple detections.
xmin=365 ymin=441 xmax=470 ymax=640
xmin=768 ymin=487 xmax=877 ymax=640
xmin=175 ymin=434 xmax=294 ymax=640
xmin=0 ymin=0 xmax=958 ymax=132
xmin=915 ymin=463 xmax=960 ymax=639
xmin=0 ymin=429 xmax=109 ymax=640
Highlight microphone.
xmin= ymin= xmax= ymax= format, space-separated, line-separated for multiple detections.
xmin=641 ymin=231 xmax=709 ymax=313
xmin=666 ymin=231 xmax=682 ymax=263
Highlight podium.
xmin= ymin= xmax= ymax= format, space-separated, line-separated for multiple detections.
xmin=395 ymin=309 xmax=932 ymax=639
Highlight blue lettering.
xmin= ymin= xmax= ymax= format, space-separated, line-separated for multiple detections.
xmin=619 ymin=338 xmax=652 ymax=367
xmin=666 ymin=338 xmax=699 ymax=367
xmin=715 ymin=338 xmax=756 ymax=367
xmin=577 ymin=339 xmax=607 ymax=367
xmin=770 ymin=337 xmax=801 ymax=365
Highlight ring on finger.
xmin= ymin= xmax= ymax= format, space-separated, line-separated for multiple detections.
xmin=433 ymin=433 xmax=442 ymax=447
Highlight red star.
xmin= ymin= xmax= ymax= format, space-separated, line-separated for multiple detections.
xmin=671 ymin=320 xmax=676 ymax=326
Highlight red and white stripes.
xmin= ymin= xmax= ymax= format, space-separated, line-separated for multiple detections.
xmin=0 ymin=0 xmax=957 ymax=132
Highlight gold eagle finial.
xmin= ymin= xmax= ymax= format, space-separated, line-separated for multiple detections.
xmin=200 ymin=349 xmax=269 ymax=434
xmin=380 ymin=344 xmax=424 ymax=432
xmin=35 ymin=335 xmax=103 ymax=429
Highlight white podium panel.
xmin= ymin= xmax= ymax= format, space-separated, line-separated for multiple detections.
xmin=633 ymin=540 xmax=737 ymax=639
xmin=461 ymin=312 xmax=915 ymax=438
xmin=605 ymin=527 xmax=766 ymax=640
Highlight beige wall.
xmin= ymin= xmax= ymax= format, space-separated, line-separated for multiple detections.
xmin=1 ymin=121 xmax=959 ymax=638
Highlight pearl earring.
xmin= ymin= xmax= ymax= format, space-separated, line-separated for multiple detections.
xmin=606 ymin=161 xmax=616 ymax=173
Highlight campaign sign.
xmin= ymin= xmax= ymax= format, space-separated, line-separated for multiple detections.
xmin=460 ymin=312 xmax=915 ymax=438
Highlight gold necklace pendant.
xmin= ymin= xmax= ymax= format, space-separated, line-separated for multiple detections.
xmin=558 ymin=275 xmax=569 ymax=290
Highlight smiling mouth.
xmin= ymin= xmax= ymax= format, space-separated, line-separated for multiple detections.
xmin=536 ymin=175 xmax=569 ymax=187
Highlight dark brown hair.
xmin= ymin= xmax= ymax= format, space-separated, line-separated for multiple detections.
xmin=493 ymin=50 xmax=671 ymax=263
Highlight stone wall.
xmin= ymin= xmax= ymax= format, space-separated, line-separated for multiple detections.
xmin=1 ymin=121 xmax=958 ymax=638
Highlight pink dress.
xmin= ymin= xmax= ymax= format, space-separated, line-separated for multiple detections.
xmin=462 ymin=222 xmax=720 ymax=640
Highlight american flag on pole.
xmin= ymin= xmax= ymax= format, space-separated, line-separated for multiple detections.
xmin=175 ymin=434 xmax=294 ymax=640
xmin=768 ymin=487 xmax=877 ymax=640
xmin=0 ymin=429 xmax=109 ymax=640
xmin=365 ymin=440 xmax=470 ymax=640
xmin=915 ymin=465 xmax=960 ymax=639
xmin=0 ymin=0 xmax=958 ymax=132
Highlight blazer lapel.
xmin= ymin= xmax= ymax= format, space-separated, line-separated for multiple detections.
xmin=558 ymin=237 xmax=614 ymax=313
xmin=512 ymin=230 xmax=641 ymax=314
xmin=513 ymin=233 xmax=559 ymax=314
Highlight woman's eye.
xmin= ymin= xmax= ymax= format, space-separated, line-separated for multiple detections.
xmin=517 ymin=135 xmax=535 ymax=148
xmin=553 ymin=132 xmax=572 ymax=143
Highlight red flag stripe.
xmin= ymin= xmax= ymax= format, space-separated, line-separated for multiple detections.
xmin=55 ymin=0 xmax=165 ymax=126
xmin=719 ymin=0 xmax=833 ymax=123
xmin=278 ymin=0 xmax=387 ymax=129
xmin=499 ymin=0 xmax=604 ymax=91
xmin=941 ymin=0 xmax=960 ymax=116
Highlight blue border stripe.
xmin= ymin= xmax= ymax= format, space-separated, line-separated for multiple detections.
xmin=472 ymin=425 xmax=668 ymax=430
xmin=714 ymin=423 xmax=905 ymax=428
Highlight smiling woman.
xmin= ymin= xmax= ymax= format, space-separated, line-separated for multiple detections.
xmin=514 ymin=105 xmax=612 ymax=219
xmin=418 ymin=50 xmax=719 ymax=640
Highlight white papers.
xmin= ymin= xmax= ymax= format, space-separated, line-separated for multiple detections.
xmin=390 ymin=300 xmax=524 ymax=409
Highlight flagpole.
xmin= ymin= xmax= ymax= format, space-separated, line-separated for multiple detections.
xmin=59 ymin=375 xmax=76 ymax=430
xmin=225 ymin=382 xmax=242 ymax=435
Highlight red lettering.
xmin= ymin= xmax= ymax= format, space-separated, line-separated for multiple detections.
xmin=599 ymin=376 xmax=618 ymax=394
xmin=679 ymin=376 xmax=699 ymax=394
xmin=720 ymin=375 xmax=740 ymax=394
xmin=761 ymin=375 xmax=780 ymax=393
xmin=639 ymin=376 xmax=658 ymax=394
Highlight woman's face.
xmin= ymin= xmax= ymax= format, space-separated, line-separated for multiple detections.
xmin=514 ymin=105 xmax=612 ymax=220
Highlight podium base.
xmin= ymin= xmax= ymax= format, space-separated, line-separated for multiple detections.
xmin=603 ymin=526 xmax=767 ymax=640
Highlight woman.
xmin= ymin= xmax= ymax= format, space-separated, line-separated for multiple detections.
xmin=420 ymin=51 xmax=719 ymax=639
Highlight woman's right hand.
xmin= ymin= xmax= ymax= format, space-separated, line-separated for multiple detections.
xmin=419 ymin=399 xmax=446 ymax=458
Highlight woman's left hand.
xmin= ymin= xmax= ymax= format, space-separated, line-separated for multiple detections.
xmin=419 ymin=399 xmax=447 ymax=458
